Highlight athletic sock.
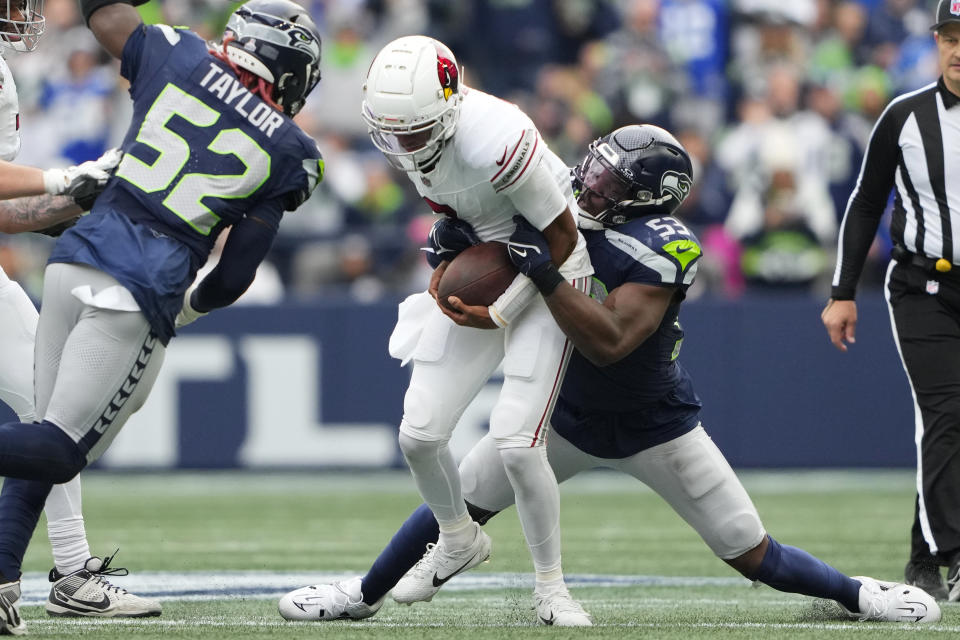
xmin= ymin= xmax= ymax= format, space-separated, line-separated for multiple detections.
xmin=535 ymin=572 xmax=565 ymax=592
xmin=45 ymin=479 xmax=91 ymax=574
xmin=752 ymin=536 xmax=861 ymax=612
xmin=361 ymin=503 xmax=439 ymax=606
xmin=438 ymin=513 xmax=475 ymax=550
xmin=47 ymin=519 xmax=91 ymax=575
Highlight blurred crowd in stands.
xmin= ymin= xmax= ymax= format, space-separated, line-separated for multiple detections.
xmin=2 ymin=0 xmax=941 ymax=303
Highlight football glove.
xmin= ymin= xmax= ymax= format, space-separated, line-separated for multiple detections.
xmin=422 ymin=216 xmax=480 ymax=269
xmin=507 ymin=216 xmax=565 ymax=295
xmin=42 ymin=148 xmax=123 ymax=199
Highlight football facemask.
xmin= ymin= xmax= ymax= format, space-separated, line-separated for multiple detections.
xmin=574 ymin=125 xmax=693 ymax=226
xmin=362 ymin=36 xmax=462 ymax=173
xmin=0 ymin=0 xmax=44 ymax=52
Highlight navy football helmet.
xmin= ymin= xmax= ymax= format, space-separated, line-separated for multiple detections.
xmin=223 ymin=0 xmax=321 ymax=116
xmin=573 ymin=124 xmax=693 ymax=226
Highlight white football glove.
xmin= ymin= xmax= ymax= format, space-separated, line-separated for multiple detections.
xmin=42 ymin=148 xmax=123 ymax=198
xmin=175 ymin=285 xmax=207 ymax=329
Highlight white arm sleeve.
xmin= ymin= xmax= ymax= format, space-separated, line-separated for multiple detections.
xmin=505 ymin=158 xmax=568 ymax=231
xmin=489 ymin=159 xmax=570 ymax=327
xmin=488 ymin=272 xmax=539 ymax=328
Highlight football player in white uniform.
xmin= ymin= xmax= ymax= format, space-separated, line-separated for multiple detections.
xmin=280 ymin=125 xmax=942 ymax=626
xmin=363 ymin=36 xmax=594 ymax=625
xmin=0 ymin=0 xmax=161 ymax=619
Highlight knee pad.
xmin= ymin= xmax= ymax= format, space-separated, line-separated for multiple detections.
xmin=400 ymin=375 xmax=465 ymax=441
xmin=497 ymin=445 xmax=548 ymax=477
xmin=398 ymin=431 xmax=445 ymax=464
xmin=401 ymin=379 xmax=435 ymax=432
xmin=489 ymin=393 xmax=539 ymax=448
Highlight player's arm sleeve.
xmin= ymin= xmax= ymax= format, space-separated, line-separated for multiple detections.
xmin=488 ymin=159 xmax=573 ymax=327
xmin=830 ymin=107 xmax=901 ymax=300
xmin=281 ymin=153 xmax=324 ymax=212
xmin=191 ymin=201 xmax=283 ymax=312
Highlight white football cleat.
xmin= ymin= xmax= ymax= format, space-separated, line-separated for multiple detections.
xmin=279 ymin=577 xmax=383 ymax=621
xmin=534 ymin=583 xmax=592 ymax=626
xmin=844 ymin=576 xmax=941 ymax=623
xmin=45 ymin=554 xmax=162 ymax=618
xmin=0 ymin=580 xmax=26 ymax=635
xmin=392 ymin=523 xmax=491 ymax=604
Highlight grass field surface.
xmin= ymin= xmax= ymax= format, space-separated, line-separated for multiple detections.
xmin=12 ymin=469 xmax=957 ymax=638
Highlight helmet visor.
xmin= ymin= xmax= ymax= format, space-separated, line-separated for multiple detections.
xmin=576 ymin=152 xmax=632 ymax=215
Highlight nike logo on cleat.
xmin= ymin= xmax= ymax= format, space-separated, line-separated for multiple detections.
xmin=431 ymin=552 xmax=481 ymax=587
xmin=539 ymin=612 xmax=555 ymax=625
xmin=53 ymin=591 xmax=111 ymax=611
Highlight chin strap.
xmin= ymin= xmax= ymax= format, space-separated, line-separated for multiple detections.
xmin=209 ymin=37 xmax=282 ymax=114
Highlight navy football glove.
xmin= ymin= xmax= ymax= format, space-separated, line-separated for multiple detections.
xmin=507 ymin=216 xmax=565 ymax=295
xmin=422 ymin=217 xmax=480 ymax=269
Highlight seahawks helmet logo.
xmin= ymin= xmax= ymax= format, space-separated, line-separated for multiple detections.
xmin=661 ymin=170 xmax=691 ymax=204
xmin=285 ymin=25 xmax=321 ymax=59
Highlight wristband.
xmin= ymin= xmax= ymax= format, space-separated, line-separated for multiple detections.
xmin=530 ymin=264 xmax=565 ymax=296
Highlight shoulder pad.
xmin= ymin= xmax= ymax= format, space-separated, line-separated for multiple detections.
xmin=605 ymin=216 xmax=702 ymax=286
xmin=457 ymin=92 xmax=541 ymax=183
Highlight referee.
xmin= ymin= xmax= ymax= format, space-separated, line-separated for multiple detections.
xmin=822 ymin=0 xmax=960 ymax=602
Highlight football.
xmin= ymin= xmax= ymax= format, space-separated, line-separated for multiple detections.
xmin=437 ymin=241 xmax=518 ymax=309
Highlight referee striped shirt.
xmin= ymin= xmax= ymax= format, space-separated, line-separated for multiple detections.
xmin=831 ymin=77 xmax=960 ymax=299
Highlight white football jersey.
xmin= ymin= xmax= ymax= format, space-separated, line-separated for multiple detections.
xmin=413 ymin=87 xmax=591 ymax=279
xmin=0 ymin=54 xmax=20 ymax=162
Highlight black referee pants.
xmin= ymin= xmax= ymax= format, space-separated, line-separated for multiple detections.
xmin=887 ymin=261 xmax=960 ymax=565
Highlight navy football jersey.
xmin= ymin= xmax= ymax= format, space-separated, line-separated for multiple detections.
xmin=552 ymin=215 xmax=704 ymax=458
xmin=50 ymin=25 xmax=322 ymax=343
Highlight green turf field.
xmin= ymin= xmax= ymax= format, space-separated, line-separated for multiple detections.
xmin=14 ymin=469 xmax=957 ymax=638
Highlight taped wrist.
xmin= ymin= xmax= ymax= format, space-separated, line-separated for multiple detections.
xmin=530 ymin=263 xmax=565 ymax=296
xmin=489 ymin=273 xmax=538 ymax=327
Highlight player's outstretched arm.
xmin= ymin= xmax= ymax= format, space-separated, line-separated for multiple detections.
xmin=0 ymin=195 xmax=81 ymax=234
xmin=80 ymin=0 xmax=144 ymax=59
xmin=540 ymin=207 xmax=578 ymax=269
xmin=548 ymin=280 xmax=674 ymax=367
xmin=508 ymin=216 xmax=674 ymax=366
xmin=178 ymin=209 xmax=282 ymax=329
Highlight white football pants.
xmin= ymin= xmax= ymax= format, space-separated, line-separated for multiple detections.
xmin=399 ymin=277 xmax=590 ymax=575
xmin=0 ymin=268 xmax=91 ymax=572
xmin=460 ymin=425 xmax=766 ymax=560
xmin=35 ymin=263 xmax=165 ymax=464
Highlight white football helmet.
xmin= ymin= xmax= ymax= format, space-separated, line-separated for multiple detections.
xmin=361 ymin=35 xmax=462 ymax=173
xmin=0 ymin=0 xmax=44 ymax=52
